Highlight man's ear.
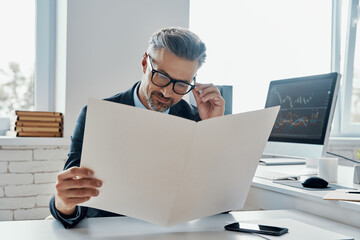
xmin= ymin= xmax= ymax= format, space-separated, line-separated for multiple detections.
xmin=142 ymin=52 xmax=148 ymax=73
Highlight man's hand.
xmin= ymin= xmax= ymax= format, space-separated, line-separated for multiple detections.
xmin=55 ymin=167 xmax=102 ymax=216
xmin=192 ymin=83 xmax=225 ymax=120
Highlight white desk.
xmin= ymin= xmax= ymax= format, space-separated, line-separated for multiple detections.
xmin=247 ymin=165 xmax=360 ymax=228
xmin=1 ymin=210 xmax=359 ymax=239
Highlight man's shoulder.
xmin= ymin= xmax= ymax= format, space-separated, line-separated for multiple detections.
xmin=103 ymin=84 xmax=135 ymax=106
xmin=78 ymin=83 xmax=137 ymax=117
xmin=103 ymin=92 xmax=125 ymax=103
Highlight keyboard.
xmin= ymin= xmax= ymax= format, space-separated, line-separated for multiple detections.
xmin=259 ymin=158 xmax=306 ymax=166
xmin=255 ymin=168 xmax=317 ymax=181
xmin=255 ymin=169 xmax=299 ymax=180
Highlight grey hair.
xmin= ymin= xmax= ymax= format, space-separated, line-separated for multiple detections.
xmin=148 ymin=27 xmax=207 ymax=67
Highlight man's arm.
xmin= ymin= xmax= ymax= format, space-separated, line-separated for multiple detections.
xmin=49 ymin=195 xmax=86 ymax=229
xmin=50 ymin=106 xmax=102 ymax=228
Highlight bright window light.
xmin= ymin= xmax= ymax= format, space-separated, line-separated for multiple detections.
xmin=0 ymin=0 xmax=35 ymax=116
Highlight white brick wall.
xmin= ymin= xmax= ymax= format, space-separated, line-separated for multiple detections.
xmin=9 ymin=160 xmax=65 ymax=173
xmin=0 ymin=197 xmax=35 ymax=209
xmin=14 ymin=208 xmax=50 ymax=220
xmin=0 ymin=150 xmax=32 ymax=161
xmin=0 ymin=145 xmax=69 ymax=221
xmin=0 ymin=162 xmax=7 ymax=173
xmin=0 ymin=210 xmax=13 ymax=221
xmin=34 ymin=172 xmax=59 ymax=184
xmin=36 ymin=195 xmax=52 ymax=207
xmin=34 ymin=149 xmax=69 ymax=160
xmin=0 ymin=174 xmax=33 ymax=185
xmin=5 ymin=183 xmax=55 ymax=197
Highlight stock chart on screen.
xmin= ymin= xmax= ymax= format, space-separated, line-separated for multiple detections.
xmin=265 ymin=74 xmax=337 ymax=144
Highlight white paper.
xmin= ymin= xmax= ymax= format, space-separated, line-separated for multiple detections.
xmin=80 ymin=99 xmax=279 ymax=226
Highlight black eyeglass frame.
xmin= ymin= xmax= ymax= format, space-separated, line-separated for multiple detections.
xmin=147 ymin=54 xmax=196 ymax=95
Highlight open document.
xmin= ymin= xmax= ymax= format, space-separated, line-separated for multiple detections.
xmin=80 ymin=99 xmax=279 ymax=226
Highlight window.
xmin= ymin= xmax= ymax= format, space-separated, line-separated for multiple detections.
xmin=0 ymin=0 xmax=55 ymax=121
xmin=0 ymin=0 xmax=35 ymax=116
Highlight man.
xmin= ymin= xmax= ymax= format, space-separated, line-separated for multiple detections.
xmin=49 ymin=27 xmax=225 ymax=228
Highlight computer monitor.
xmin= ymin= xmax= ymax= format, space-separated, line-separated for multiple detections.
xmin=263 ymin=72 xmax=340 ymax=159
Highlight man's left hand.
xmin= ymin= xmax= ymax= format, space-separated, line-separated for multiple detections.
xmin=192 ymin=83 xmax=225 ymax=120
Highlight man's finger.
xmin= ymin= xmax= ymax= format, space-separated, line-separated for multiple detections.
xmin=191 ymin=88 xmax=203 ymax=106
xmin=57 ymin=167 xmax=94 ymax=181
xmin=62 ymin=188 xmax=99 ymax=198
xmin=199 ymin=86 xmax=220 ymax=98
xmin=201 ymin=92 xmax=224 ymax=104
xmin=194 ymin=83 xmax=214 ymax=92
xmin=56 ymin=178 xmax=102 ymax=190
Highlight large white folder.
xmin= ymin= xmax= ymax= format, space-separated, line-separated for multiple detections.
xmin=80 ymin=99 xmax=279 ymax=226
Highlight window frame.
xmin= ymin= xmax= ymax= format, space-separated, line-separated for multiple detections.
xmin=35 ymin=0 xmax=56 ymax=112
xmin=330 ymin=0 xmax=342 ymax=136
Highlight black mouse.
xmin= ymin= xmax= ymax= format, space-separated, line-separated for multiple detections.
xmin=302 ymin=177 xmax=329 ymax=188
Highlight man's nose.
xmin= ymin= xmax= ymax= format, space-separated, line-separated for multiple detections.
xmin=160 ymin=84 xmax=174 ymax=97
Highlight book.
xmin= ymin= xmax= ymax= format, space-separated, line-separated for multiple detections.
xmin=15 ymin=110 xmax=62 ymax=117
xmin=15 ymin=126 xmax=62 ymax=133
xmin=17 ymin=132 xmax=62 ymax=137
xmin=17 ymin=116 xmax=63 ymax=123
xmin=15 ymin=121 xmax=62 ymax=127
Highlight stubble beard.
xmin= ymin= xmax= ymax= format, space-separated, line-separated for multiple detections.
xmin=146 ymin=91 xmax=175 ymax=112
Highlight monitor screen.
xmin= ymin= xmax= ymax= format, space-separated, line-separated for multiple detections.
xmin=265 ymin=73 xmax=339 ymax=145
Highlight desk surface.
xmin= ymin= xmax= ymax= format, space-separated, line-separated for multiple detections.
xmin=248 ymin=165 xmax=360 ymax=228
xmin=1 ymin=210 xmax=359 ymax=240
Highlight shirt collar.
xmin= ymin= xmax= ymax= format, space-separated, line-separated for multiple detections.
xmin=133 ymin=83 xmax=170 ymax=114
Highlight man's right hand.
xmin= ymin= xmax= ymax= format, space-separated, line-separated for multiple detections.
xmin=55 ymin=167 xmax=102 ymax=216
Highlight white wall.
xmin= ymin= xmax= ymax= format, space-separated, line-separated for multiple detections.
xmin=56 ymin=0 xmax=190 ymax=137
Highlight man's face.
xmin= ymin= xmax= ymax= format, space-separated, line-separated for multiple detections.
xmin=138 ymin=49 xmax=198 ymax=112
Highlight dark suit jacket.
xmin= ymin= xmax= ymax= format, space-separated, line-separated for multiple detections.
xmin=50 ymin=82 xmax=200 ymax=228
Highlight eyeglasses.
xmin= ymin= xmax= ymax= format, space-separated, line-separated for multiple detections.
xmin=147 ymin=55 xmax=196 ymax=95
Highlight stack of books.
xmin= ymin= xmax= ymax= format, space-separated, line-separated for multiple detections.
xmin=14 ymin=111 xmax=63 ymax=137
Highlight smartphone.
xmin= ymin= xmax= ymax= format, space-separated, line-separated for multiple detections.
xmin=224 ymin=222 xmax=288 ymax=236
